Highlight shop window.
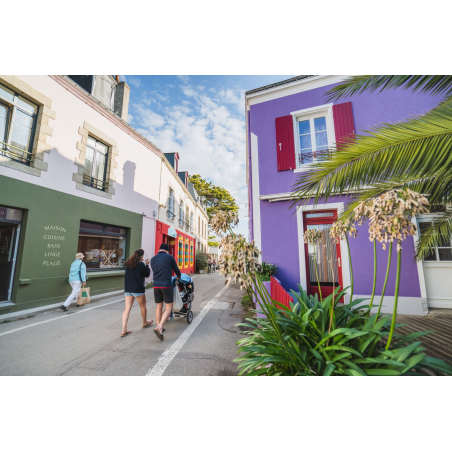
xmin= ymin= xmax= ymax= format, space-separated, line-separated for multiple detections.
xmin=190 ymin=242 xmax=194 ymax=265
xmin=78 ymin=220 xmax=127 ymax=270
xmin=185 ymin=241 xmax=189 ymax=266
xmin=0 ymin=83 xmax=38 ymax=166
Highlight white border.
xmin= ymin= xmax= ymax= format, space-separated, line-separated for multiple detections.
xmin=251 ymin=132 xmax=262 ymax=254
xmin=296 ymin=202 xmax=352 ymax=304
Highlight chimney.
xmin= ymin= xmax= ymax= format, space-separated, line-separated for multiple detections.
xmin=114 ymin=81 xmax=130 ymax=121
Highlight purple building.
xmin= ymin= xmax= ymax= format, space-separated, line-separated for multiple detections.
xmin=245 ymin=75 xmax=452 ymax=315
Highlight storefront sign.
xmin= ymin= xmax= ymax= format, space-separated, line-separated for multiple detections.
xmin=42 ymin=225 xmax=66 ymax=266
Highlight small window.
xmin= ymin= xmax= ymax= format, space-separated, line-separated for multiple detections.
xmin=78 ymin=221 xmax=127 ymax=270
xmin=305 ymin=212 xmax=335 ymax=218
xmin=419 ymin=222 xmax=452 ymax=261
xmin=83 ymin=136 xmax=109 ymax=191
xmin=179 ymin=201 xmax=184 ymax=227
xmin=167 ymin=189 xmax=175 ymax=220
xmin=0 ymin=83 xmax=38 ymax=166
xmin=68 ymin=76 xmax=94 ymax=94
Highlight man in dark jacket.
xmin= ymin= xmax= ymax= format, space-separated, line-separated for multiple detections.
xmin=151 ymin=243 xmax=181 ymax=340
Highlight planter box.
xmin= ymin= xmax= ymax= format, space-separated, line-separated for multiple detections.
xmin=199 ymin=270 xmax=204 ymax=274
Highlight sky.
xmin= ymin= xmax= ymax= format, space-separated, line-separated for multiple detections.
xmin=119 ymin=75 xmax=294 ymax=238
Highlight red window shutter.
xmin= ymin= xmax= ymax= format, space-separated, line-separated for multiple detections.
xmin=275 ymin=115 xmax=296 ymax=171
xmin=332 ymin=102 xmax=355 ymax=149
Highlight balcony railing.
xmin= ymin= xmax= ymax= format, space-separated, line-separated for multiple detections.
xmin=82 ymin=174 xmax=107 ymax=191
xmin=167 ymin=210 xmax=175 ymax=220
xmin=0 ymin=141 xmax=33 ymax=165
xmin=179 ymin=218 xmax=185 ymax=228
xmin=298 ymin=149 xmax=332 ymax=165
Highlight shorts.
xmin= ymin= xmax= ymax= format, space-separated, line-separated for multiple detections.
xmin=125 ymin=292 xmax=145 ymax=297
xmin=154 ymin=287 xmax=173 ymax=304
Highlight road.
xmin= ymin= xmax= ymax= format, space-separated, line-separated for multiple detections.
xmin=0 ymin=273 xmax=246 ymax=376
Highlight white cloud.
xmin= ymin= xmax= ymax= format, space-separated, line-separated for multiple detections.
xmin=127 ymin=77 xmax=141 ymax=88
xmin=130 ymin=83 xmax=248 ymax=235
xmin=177 ymin=75 xmax=190 ymax=83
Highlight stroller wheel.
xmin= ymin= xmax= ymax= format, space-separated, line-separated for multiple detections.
xmin=187 ymin=310 xmax=193 ymax=324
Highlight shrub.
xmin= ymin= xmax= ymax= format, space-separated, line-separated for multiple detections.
xmin=235 ymin=281 xmax=452 ymax=376
xmin=196 ymin=252 xmax=208 ymax=271
xmin=259 ymin=261 xmax=278 ymax=277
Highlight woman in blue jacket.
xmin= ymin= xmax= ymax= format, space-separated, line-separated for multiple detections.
xmin=121 ymin=248 xmax=153 ymax=337
xmin=60 ymin=253 xmax=86 ymax=311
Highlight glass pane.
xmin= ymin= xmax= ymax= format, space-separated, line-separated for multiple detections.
xmin=0 ymin=225 xmax=15 ymax=263
xmin=94 ymin=151 xmax=106 ymax=184
xmin=424 ymin=250 xmax=437 ymax=261
xmin=300 ymin=134 xmax=312 ymax=150
xmin=16 ymin=96 xmax=38 ymax=115
xmin=84 ymin=146 xmax=94 ymax=178
xmin=95 ymin=140 xmax=108 ymax=154
xmin=0 ymin=84 xmax=14 ymax=102
xmin=0 ymin=104 xmax=8 ymax=145
xmin=298 ymin=120 xmax=310 ymax=135
xmin=314 ymin=116 xmax=327 ymax=132
xmin=80 ymin=221 xmax=103 ymax=231
xmin=299 ymin=151 xmax=313 ymax=165
xmin=87 ymin=136 xmax=96 ymax=148
xmin=438 ymin=248 xmax=452 ymax=261
xmin=307 ymin=224 xmax=339 ymax=286
xmin=10 ymin=110 xmax=34 ymax=154
xmin=105 ymin=226 xmax=125 ymax=234
xmin=306 ymin=212 xmax=335 ymax=218
xmin=315 ymin=131 xmax=328 ymax=148
xmin=78 ymin=232 xmax=126 ymax=270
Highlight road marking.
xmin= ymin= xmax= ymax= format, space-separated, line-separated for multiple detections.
xmin=146 ymin=284 xmax=230 ymax=376
xmin=0 ymin=290 xmax=151 ymax=337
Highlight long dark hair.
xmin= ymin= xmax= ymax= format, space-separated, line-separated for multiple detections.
xmin=124 ymin=249 xmax=144 ymax=269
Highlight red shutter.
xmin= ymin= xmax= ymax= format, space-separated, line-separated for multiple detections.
xmin=275 ymin=115 xmax=296 ymax=171
xmin=332 ymin=102 xmax=355 ymax=149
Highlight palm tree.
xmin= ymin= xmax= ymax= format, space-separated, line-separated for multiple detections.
xmin=292 ymin=75 xmax=452 ymax=260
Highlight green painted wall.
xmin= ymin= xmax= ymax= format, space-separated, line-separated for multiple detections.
xmin=0 ymin=175 xmax=142 ymax=314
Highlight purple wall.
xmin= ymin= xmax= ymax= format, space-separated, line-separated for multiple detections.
xmin=249 ymin=81 xmax=443 ymax=297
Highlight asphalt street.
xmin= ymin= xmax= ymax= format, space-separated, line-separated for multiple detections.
xmin=0 ymin=273 xmax=246 ymax=376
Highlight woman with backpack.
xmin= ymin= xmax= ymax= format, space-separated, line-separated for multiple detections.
xmin=121 ymin=248 xmax=153 ymax=337
xmin=60 ymin=253 xmax=87 ymax=312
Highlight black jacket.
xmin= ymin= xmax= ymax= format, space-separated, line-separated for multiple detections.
xmin=124 ymin=261 xmax=151 ymax=293
xmin=151 ymin=251 xmax=181 ymax=287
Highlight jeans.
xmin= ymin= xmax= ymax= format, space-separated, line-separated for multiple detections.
xmin=63 ymin=281 xmax=82 ymax=307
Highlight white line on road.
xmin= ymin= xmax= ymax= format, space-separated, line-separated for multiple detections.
xmin=0 ymin=291 xmax=152 ymax=337
xmin=146 ymin=284 xmax=230 ymax=376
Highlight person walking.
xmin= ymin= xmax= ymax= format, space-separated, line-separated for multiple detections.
xmin=60 ymin=253 xmax=87 ymax=311
xmin=207 ymin=256 xmax=213 ymax=274
xmin=151 ymin=243 xmax=181 ymax=341
xmin=212 ymin=258 xmax=216 ymax=273
xmin=121 ymin=249 xmax=153 ymax=337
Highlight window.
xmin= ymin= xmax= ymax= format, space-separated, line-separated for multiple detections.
xmin=292 ymin=105 xmax=334 ymax=169
xmin=77 ymin=221 xmax=127 ymax=270
xmin=0 ymin=83 xmax=38 ymax=165
xmin=419 ymin=222 xmax=452 ymax=261
xmin=185 ymin=207 xmax=189 ymax=231
xmin=167 ymin=188 xmax=175 ymax=220
xmin=179 ymin=200 xmax=184 ymax=227
xmin=83 ymin=136 xmax=109 ymax=191
xmin=190 ymin=212 xmax=194 ymax=231
xmin=297 ymin=116 xmax=330 ymax=165
xmin=198 ymin=216 xmax=200 ymax=235
xmin=68 ymin=76 xmax=94 ymax=94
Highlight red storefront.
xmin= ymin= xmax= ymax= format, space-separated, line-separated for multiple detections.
xmin=155 ymin=220 xmax=196 ymax=274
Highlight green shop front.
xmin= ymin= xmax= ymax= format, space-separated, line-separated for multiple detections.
xmin=0 ymin=176 xmax=142 ymax=314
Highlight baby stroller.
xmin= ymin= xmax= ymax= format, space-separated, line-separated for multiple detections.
xmin=171 ymin=273 xmax=194 ymax=323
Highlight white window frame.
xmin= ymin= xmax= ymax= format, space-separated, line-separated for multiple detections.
xmin=291 ymin=103 xmax=335 ymax=173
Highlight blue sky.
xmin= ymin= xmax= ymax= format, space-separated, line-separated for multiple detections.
xmin=119 ymin=75 xmax=294 ymax=237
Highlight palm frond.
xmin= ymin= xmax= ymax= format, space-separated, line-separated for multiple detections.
xmin=415 ymin=209 xmax=452 ymax=261
xmin=291 ymin=99 xmax=452 ymax=209
xmin=326 ymin=75 xmax=452 ymax=102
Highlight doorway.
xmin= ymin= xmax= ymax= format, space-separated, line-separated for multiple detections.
xmin=0 ymin=223 xmax=20 ymax=302
xmin=303 ymin=210 xmax=343 ymax=300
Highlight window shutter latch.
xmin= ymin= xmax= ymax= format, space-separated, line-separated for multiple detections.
xmin=279 ymin=143 xmax=282 ymax=151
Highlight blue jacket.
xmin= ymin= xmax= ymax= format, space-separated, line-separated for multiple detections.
xmin=69 ymin=259 xmax=86 ymax=283
xmin=125 ymin=261 xmax=151 ymax=293
xmin=151 ymin=251 xmax=181 ymax=288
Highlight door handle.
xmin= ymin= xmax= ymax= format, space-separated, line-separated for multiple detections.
xmin=338 ymin=257 xmax=341 ymax=267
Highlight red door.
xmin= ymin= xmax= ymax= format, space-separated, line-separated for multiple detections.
xmin=303 ymin=210 xmax=343 ymax=301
